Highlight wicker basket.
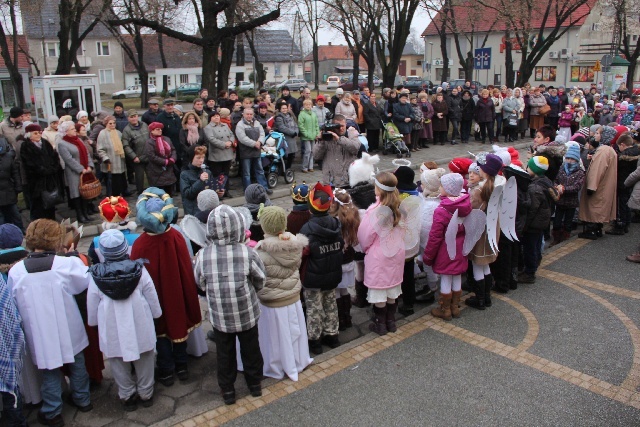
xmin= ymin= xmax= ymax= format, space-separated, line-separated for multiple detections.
xmin=79 ymin=172 xmax=102 ymax=200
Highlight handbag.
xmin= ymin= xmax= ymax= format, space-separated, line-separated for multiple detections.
xmin=79 ymin=172 xmax=102 ymax=200
xmin=508 ymin=114 xmax=518 ymax=127
xmin=538 ymin=104 xmax=551 ymax=116
xmin=42 ymin=181 xmax=63 ymax=210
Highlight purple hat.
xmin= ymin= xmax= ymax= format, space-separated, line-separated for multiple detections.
xmin=478 ymin=153 xmax=503 ymax=177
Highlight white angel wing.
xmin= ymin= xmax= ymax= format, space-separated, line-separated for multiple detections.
xmin=399 ymin=195 xmax=421 ymax=254
xmin=180 ymin=215 xmax=208 ymax=248
xmin=499 ymin=176 xmax=519 ymax=242
xmin=462 ymin=209 xmax=487 ymax=255
xmin=445 ymin=209 xmax=460 ymax=260
xmin=372 ymin=205 xmax=403 ymax=258
xmin=486 ymin=184 xmax=503 ymax=254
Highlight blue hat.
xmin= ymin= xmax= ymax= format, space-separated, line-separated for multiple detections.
xmin=0 ymin=224 xmax=23 ymax=249
xmin=136 ymin=187 xmax=178 ymax=234
xmin=628 ymin=105 xmax=635 ymax=112
xmin=99 ymin=229 xmax=128 ymax=261
xmin=565 ymin=144 xmax=581 ymax=161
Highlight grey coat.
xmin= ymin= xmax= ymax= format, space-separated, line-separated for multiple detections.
xmin=502 ymin=97 xmax=519 ymax=119
xmin=97 ymin=129 xmax=127 ymax=174
xmin=624 ymin=158 xmax=640 ymax=210
xmin=58 ymin=139 xmax=95 ymax=199
xmin=122 ymin=122 xmax=150 ymax=163
xmin=203 ymin=122 xmax=235 ymax=163
xmin=313 ymin=133 xmax=361 ymax=187
xmin=274 ymin=112 xmax=299 ymax=155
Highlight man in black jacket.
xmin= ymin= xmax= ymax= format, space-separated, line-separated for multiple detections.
xmin=141 ymin=99 xmax=161 ymax=125
xmin=0 ymin=137 xmax=23 ymax=231
xmin=156 ymin=99 xmax=183 ymax=170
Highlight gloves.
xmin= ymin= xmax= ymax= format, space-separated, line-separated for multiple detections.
xmin=587 ymin=189 xmax=595 ymax=196
xmin=167 ymin=158 xmax=176 ymax=165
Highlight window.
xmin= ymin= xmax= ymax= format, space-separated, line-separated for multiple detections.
xmin=134 ymin=77 xmax=141 ymax=85
xmin=96 ymin=41 xmax=110 ymax=56
xmin=590 ymin=23 xmax=601 ymax=32
xmin=417 ymin=60 xmax=422 ymax=66
xmin=149 ymin=76 xmax=156 ymax=86
xmin=458 ymin=69 xmax=466 ymax=79
xmin=274 ymin=64 xmax=281 ymax=76
xmin=46 ymin=42 xmax=59 ymax=57
xmin=99 ymin=69 xmax=114 ymax=84
xmin=180 ymin=74 xmax=189 ymax=84
xmin=196 ymin=75 xmax=202 ymax=83
xmin=76 ymin=42 xmax=85 ymax=56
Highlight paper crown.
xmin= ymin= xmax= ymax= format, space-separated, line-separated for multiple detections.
xmin=309 ymin=182 xmax=333 ymax=212
xmin=291 ymin=182 xmax=309 ymax=203
xmin=99 ymin=197 xmax=131 ymax=223
xmin=61 ymin=219 xmax=83 ymax=250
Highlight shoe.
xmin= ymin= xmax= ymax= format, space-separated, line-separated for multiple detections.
xmin=37 ymin=412 xmax=65 ymax=427
xmin=450 ymin=291 xmax=462 ymax=318
xmin=484 ymin=274 xmax=493 ymax=307
xmin=321 ymin=334 xmax=341 ymax=349
xmin=605 ymin=224 xmax=625 ymax=235
xmin=549 ymin=229 xmax=564 ymax=247
xmin=308 ymin=339 xmax=323 ymax=355
xmin=302 ymin=169 xmax=308 ymax=173
xmin=465 ymin=279 xmax=485 ymax=310
xmin=341 ymin=295 xmax=352 ymax=328
xmin=122 ymin=395 xmax=138 ymax=412
xmin=175 ymin=364 xmax=189 ymax=381
xmin=386 ymin=302 xmax=398 ymax=333
xmin=222 ymin=389 xmax=236 ymax=405
xmin=156 ymin=370 xmax=174 ymax=387
xmin=415 ymin=288 xmax=436 ymax=303
xmin=248 ymin=384 xmax=262 ymax=397
xmin=398 ymin=304 xmax=414 ymax=316
xmin=352 ymin=280 xmax=370 ymax=308
xmin=66 ymin=397 xmax=93 ymax=413
xmin=518 ymin=273 xmax=536 ymax=284
xmin=431 ymin=293 xmax=452 ymax=320
xmin=369 ymin=305 xmax=388 ymax=335
xmin=578 ymin=224 xmax=598 ymax=240
xmin=207 ymin=330 xmax=215 ymax=341
xmin=266 ymin=189 xmax=273 ymax=195
xmin=440 ymin=142 xmax=445 ymax=146
xmin=595 ymin=223 xmax=604 ymax=237
xmin=626 ymin=253 xmax=640 ymax=263
xmin=140 ymin=396 xmax=154 ymax=408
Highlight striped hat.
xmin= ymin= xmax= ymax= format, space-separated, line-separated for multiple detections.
xmin=527 ymin=156 xmax=549 ymax=176
xmin=99 ymin=229 xmax=128 ymax=261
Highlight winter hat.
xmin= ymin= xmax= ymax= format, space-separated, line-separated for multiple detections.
xmin=114 ymin=101 xmax=124 ymax=109
xmin=258 ymin=206 xmax=287 ymax=236
xmin=0 ymin=224 xmax=23 ymax=249
xmin=590 ymin=124 xmax=602 ymax=135
xmin=468 ymin=162 xmax=481 ymax=175
xmin=440 ymin=173 xmax=464 ymax=197
xmin=348 ymin=152 xmax=380 ymax=187
xmin=291 ymin=182 xmax=309 ymax=205
xmin=421 ymin=168 xmax=447 ymax=196
xmin=565 ymin=143 xmax=581 ymax=161
xmin=197 ymin=189 xmax=219 ymax=212
xmin=420 ymin=161 xmax=439 ymax=173
xmin=99 ymin=229 xmax=129 ymax=261
xmin=576 ymin=127 xmax=590 ymax=139
xmin=245 ymin=184 xmax=270 ymax=205
xmin=25 ymin=123 xmax=42 ymax=133
xmin=448 ymin=157 xmax=473 ymax=175
xmin=507 ymin=147 xmax=522 ymax=167
xmin=148 ymin=122 xmax=163 ymax=132
xmin=527 ymin=156 xmax=549 ymax=176
xmin=595 ymin=103 xmax=603 ymax=108
xmin=24 ymin=219 xmax=63 ymax=251
xmin=571 ymin=135 xmax=587 ymax=146
xmin=493 ymin=145 xmax=511 ymax=166
xmin=393 ymin=166 xmax=416 ymax=191
xmin=478 ymin=153 xmax=503 ymax=177
xmin=9 ymin=107 xmax=23 ymax=119
xmin=629 ymin=105 xmax=635 ymax=112
xmin=336 ymin=88 xmax=344 ymax=95
xmin=308 ymin=182 xmax=334 ymax=214
xmin=136 ymin=187 xmax=178 ymax=234
xmin=612 ymin=125 xmax=629 ymax=146
xmin=76 ymin=111 xmax=88 ymax=120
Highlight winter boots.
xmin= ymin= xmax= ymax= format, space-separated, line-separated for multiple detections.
xmin=352 ymin=280 xmax=370 ymax=308
xmin=549 ymin=229 xmax=565 ymax=247
xmin=450 ymin=291 xmax=462 ymax=318
xmin=369 ymin=305 xmax=388 ymax=335
xmin=578 ymin=223 xmax=599 ymax=240
xmin=431 ymin=293 xmax=452 ymax=321
xmin=605 ymin=222 xmax=627 ymax=236
xmin=337 ymin=295 xmax=352 ymax=331
xmin=386 ymin=302 xmax=398 ymax=333
xmin=465 ymin=279 xmax=486 ymax=310
xmin=484 ymin=275 xmax=493 ymax=307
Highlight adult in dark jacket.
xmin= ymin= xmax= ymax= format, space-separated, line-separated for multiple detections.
xmin=141 ymin=99 xmax=161 ymax=125
xmin=178 ymin=112 xmax=206 ymax=167
xmin=180 ymin=145 xmax=215 ymax=216
xmin=474 ymin=89 xmax=496 ymax=144
xmin=21 ymin=124 xmax=62 ymax=220
xmin=274 ymin=104 xmax=299 ymax=169
xmin=392 ymin=93 xmax=414 ymax=150
xmin=431 ymin=93 xmax=449 ymax=145
xmin=144 ymin=122 xmax=178 ymax=195
xmin=276 ymin=87 xmax=299 ymax=116
xmin=447 ymin=88 xmax=462 ymax=144
xmin=611 ymin=135 xmax=640 ymax=234
xmin=545 ymin=88 xmax=561 ymax=129
xmin=460 ymin=90 xmax=475 ymax=143
xmin=363 ymin=93 xmax=384 ymax=151
xmin=122 ymin=112 xmax=150 ymax=195
xmin=156 ymin=100 xmax=183 ymax=169
xmin=113 ymin=102 xmax=129 ymax=133
xmin=0 ymin=137 xmax=23 ymax=230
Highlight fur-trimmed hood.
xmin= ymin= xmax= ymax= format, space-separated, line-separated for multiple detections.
xmin=256 ymin=233 xmax=308 ymax=269
xmin=619 ymin=145 xmax=640 ymax=162
xmin=535 ymin=141 xmax=567 ymax=158
xmin=181 ymin=111 xmax=202 ymax=129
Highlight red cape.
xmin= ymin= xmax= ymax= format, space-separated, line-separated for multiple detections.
xmin=131 ymin=228 xmax=201 ymax=342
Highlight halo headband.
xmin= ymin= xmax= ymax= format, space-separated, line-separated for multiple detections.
xmin=375 ymin=178 xmax=396 ymax=192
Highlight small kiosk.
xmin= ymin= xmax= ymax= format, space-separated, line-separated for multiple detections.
xmin=32 ymin=74 xmax=102 ymax=126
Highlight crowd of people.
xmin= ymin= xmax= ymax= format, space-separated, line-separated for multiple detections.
xmin=1 ymin=80 xmax=640 ymax=425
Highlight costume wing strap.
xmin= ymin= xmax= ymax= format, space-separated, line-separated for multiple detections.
xmin=499 ymin=176 xmax=519 ymax=242
xmin=486 ymin=184 xmax=503 ymax=254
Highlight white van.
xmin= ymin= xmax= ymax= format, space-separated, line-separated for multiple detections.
xmin=326 ymin=76 xmax=341 ymax=89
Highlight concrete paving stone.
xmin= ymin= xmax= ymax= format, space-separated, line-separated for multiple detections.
xmin=225 ymin=330 xmax=640 ymax=427
xmin=73 ymin=394 xmax=124 ymax=427
xmin=103 ymin=419 xmax=147 ymax=427
xmin=155 ymin=390 xmax=224 ymax=427
xmin=157 ymin=378 xmax=201 ymax=399
xmin=123 ymin=395 xmax=175 ymax=425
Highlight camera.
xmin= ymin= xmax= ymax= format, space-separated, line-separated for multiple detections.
xmin=322 ymin=122 xmax=342 ymax=141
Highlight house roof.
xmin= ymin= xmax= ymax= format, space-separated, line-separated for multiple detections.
xmin=303 ymin=44 xmax=368 ymax=68
xmin=421 ymin=0 xmax=595 ymax=37
xmin=0 ymin=36 xmax=31 ymax=71
xmin=123 ymin=30 xmax=302 ymax=73
xmin=22 ymin=0 xmax=112 ymax=39
xmin=384 ymin=44 xmax=421 ymax=57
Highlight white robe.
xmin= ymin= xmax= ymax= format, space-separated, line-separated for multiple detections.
xmin=9 ymin=256 xmax=90 ymax=370
xmin=87 ymin=268 xmax=162 ymax=362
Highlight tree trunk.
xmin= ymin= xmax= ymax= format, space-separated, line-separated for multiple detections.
xmin=157 ymin=32 xmax=169 ymax=94
xmin=517 ymin=62 xmax=533 ymax=87
xmin=351 ymin=50 xmax=360 ymax=90
xmin=312 ymin=39 xmax=319 ymax=90
xmin=440 ymin=32 xmax=449 ymax=83
xmin=201 ymin=41 xmax=219 ymax=95
xmin=55 ymin=0 xmax=73 ymax=74
xmin=246 ymin=34 xmax=265 ymax=91
xmin=627 ymin=60 xmax=637 ymax=91
xmin=505 ymin=31 xmax=514 ymax=87
xmin=217 ymin=37 xmax=235 ymax=93
xmin=0 ymin=35 xmax=24 ymax=108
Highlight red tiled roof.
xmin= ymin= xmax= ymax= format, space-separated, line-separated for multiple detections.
xmin=304 ymin=45 xmax=368 ymax=69
xmin=421 ymin=0 xmax=595 ymax=37
xmin=0 ymin=36 xmax=31 ymax=71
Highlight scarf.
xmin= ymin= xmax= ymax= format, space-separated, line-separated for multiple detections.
xmin=154 ymin=135 xmax=171 ymax=158
xmin=564 ymin=162 xmax=579 ymax=175
xmin=107 ymin=129 xmax=125 ymax=158
xmin=186 ymin=124 xmax=200 ymax=146
xmin=63 ymin=135 xmax=89 ymax=168
xmin=0 ymin=276 xmax=24 ymax=398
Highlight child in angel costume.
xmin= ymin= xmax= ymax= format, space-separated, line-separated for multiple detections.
xmin=358 ymin=171 xmax=416 ymax=335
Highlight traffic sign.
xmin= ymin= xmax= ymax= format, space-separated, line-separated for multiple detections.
xmin=474 ymin=48 xmax=491 ymax=70
xmin=601 ymin=54 xmax=612 ymax=67
xmin=593 ymin=60 xmax=602 ymax=72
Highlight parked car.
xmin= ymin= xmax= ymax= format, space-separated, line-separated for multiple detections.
xmin=326 ymin=76 xmax=341 ymax=89
xmin=231 ymin=81 xmax=254 ymax=91
xmin=112 ymin=84 xmax=157 ymax=99
xmin=448 ymin=79 xmax=484 ymax=95
xmin=167 ymin=83 xmax=201 ymax=98
xmin=275 ymin=79 xmax=308 ymax=91
xmin=339 ymin=78 xmax=367 ymax=91
xmin=402 ymin=77 xmax=433 ymax=94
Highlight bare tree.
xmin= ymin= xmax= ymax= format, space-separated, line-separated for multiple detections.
xmin=600 ymin=0 xmax=640 ymax=89
xmin=0 ymin=0 xmax=25 ymax=107
xmin=423 ymin=0 xmax=451 ymax=83
xmin=296 ymin=0 xmax=323 ymax=89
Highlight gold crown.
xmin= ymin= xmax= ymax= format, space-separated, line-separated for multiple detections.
xmin=290 ymin=181 xmax=309 ymax=203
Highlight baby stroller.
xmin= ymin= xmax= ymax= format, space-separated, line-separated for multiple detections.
xmin=382 ymin=121 xmax=410 ymax=158
xmin=261 ymin=131 xmax=295 ymax=188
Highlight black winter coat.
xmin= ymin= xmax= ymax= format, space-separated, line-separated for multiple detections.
xmin=156 ymin=111 xmax=182 ymax=150
xmin=618 ymin=145 xmax=640 ymax=193
xmin=299 ymin=214 xmax=344 ymax=290
xmin=460 ymin=98 xmax=475 ymax=121
xmin=89 ymin=259 xmax=144 ymax=300
xmin=447 ymin=94 xmax=462 ymax=120
xmin=474 ymin=97 xmax=495 ymax=123
xmin=503 ymin=168 xmax=532 ymax=238
xmin=392 ymin=102 xmax=414 ymax=135
xmin=363 ymin=102 xmax=384 ymax=130
xmin=20 ymin=138 xmax=61 ymax=197
xmin=0 ymin=138 xmax=21 ymax=205
xmin=525 ymin=176 xmax=555 ymax=233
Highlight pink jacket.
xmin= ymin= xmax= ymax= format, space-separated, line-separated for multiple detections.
xmin=357 ymin=201 xmax=405 ymax=289
xmin=558 ymin=110 xmax=574 ymax=128
xmin=423 ymin=194 xmax=472 ymax=275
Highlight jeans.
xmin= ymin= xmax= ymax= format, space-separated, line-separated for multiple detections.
xmin=495 ymin=115 xmax=503 ymax=138
xmin=0 ymin=204 xmax=24 ymax=232
xmin=553 ymin=206 xmax=576 ymax=230
xmin=40 ymin=352 xmax=90 ymax=419
xmin=618 ymin=192 xmax=631 ymax=225
xmin=460 ymin=120 xmax=472 ymax=142
xmin=133 ymin=163 xmax=147 ymax=194
xmin=1 ymin=391 xmax=27 ymax=426
xmin=213 ymin=325 xmax=263 ymax=391
xmin=302 ymin=140 xmax=314 ymax=171
xmin=156 ymin=337 xmax=188 ymax=374
xmin=522 ymin=232 xmax=543 ymax=275
xmin=240 ymin=157 xmax=268 ymax=190
xmin=478 ymin=121 xmax=494 ymax=141
xmin=450 ymin=120 xmax=460 ymax=140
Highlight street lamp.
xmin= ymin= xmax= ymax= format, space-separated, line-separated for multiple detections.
xmin=429 ymin=42 xmax=434 ymax=82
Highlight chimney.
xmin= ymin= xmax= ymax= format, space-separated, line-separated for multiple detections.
xmin=328 ymin=42 xmax=332 ymax=46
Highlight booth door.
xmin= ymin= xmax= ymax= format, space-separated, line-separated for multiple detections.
xmin=51 ymin=87 xmax=81 ymax=117
xmin=81 ymin=87 xmax=96 ymax=117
